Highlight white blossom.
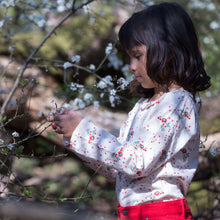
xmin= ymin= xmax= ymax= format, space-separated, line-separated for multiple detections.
xmin=93 ymin=101 xmax=99 ymax=109
xmin=89 ymin=16 xmax=96 ymax=25
xmin=110 ymin=89 xmax=116 ymax=96
xmin=207 ymin=3 xmax=215 ymax=10
xmin=70 ymin=82 xmax=84 ymax=93
xmin=195 ymin=97 xmax=203 ymax=105
xmin=9 ymin=45 xmax=16 ymax=51
xmin=56 ymin=107 xmax=65 ymax=114
xmin=109 ymin=95 xmax=116 ymax=107
xmin=121 ymin=64 xmax=130 ymax=76
xmin=57 ymin=0 xmax=65 ymax=4
xmin=0 ymin=139 xmax=4 ymax=145
xmin=97 ymin=80 xmax=107 ymax=89
xmin=210 ymin=21 xmax=220 ymax=30
xmin=0 ymin=20 xmax=4 ymax=28
xmin=83 ymin=93 xmax=94 ymax=105
xmin=71 ymin=55 xmax=80 ymax=63
xmin=117 ymin=77 xmax=129 ymax=90
xmin=121 ymin=64 xmax=134 ymax=83
xmin=209 ymin=148 xmax=217 ymax=157
xmin=49 ymin=108 xmax=56 ymax=116
xmin=203 ymin=36 xmax=214 ymax=44
xmin=78 ymin=85 xmax=84 ymax=94
xmin=89 ymin=64 xmax=96 ymax=70
xmin=57 ymin=5 xmax=65 ymax=12
xmin=38 ymin=111 xmax=44 ymax=117
xmin=109 ymin=95 xmax=121 ymax=107
xmin=66 ymin=2 xmax=72 ymax=9
xmin=97 ymin=75 xmax=114 ymax=89
xmin=63 ymin=62 xmax=73 ymax=69
xmin=50 ymin=98 xmax=56 ymax=104
xmin=73 ymin=98 xmax=86 ymax=109
xmin=0 ymin=87 xmax=6 ymax=94
xmin=7 ymin=144 xmax=14 ymax=150
xmin=0 ymin=1 xmax=10 ymax=8
xmin=107 ymin=51 xmax=123 ymax=70
xmin=105 ymin=43 xmax=113 ymax=55
xmin=12 ymin=131 xmax=19 ymax=138
xmin=205 ymin=91 xmax=212 ymax=98
xmin=37 ymin=19 xmax=46 ymax=28
xmin=70 ymin=82 xmax=77 ymax=91
xmin=63 ymin=103 xmax=72 ymax=109
xmin=188 ymin=0 xmax=215 ymax=11
xmin=57 ymin=0 xmax=66 ymax=12
xmin=83 ymin=5 xmax=90 ymax=14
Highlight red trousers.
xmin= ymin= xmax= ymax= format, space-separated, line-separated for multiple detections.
xmin=117 ymin=198 xmax=193 ymax=220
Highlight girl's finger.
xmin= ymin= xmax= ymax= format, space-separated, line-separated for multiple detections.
xmin=52 ymin=124 xmax=57 ymax=130
xmin=52 ymin=124 xmax=63 ymax=134
xmin=47 ymin=115 xmax=54 ymax=122
xmin=54 ymin=114 xmax=61 ymax=123
xmin=56 ymin=107 xmax=66 ymax=114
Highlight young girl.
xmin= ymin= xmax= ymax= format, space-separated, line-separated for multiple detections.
xmin=47 ymin=2 xmax=210 ymax=220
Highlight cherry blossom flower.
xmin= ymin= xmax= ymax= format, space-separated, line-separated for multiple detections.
xmin=84 ymin=93 xmax=94 ymax=105
xmin=105 ymin=43 xmax=113 ymax=55
xmin=12 ymin=131 xmax=19 ymax=138
xmin=71 ymin=55 xmax=81 ymax=63
xmin=93 ymin=101 xmax=99 ymax=109
xmin=73 ymin=98 xmax=86 ymax=109
xmin=63 ymin=62 xmax=73 ymax=69
xmin=50 ymin=98 xmax=56 ymax=104
xmin=89 ymin=64 xmax=96 ymax=70
xmin=7 ymin=144 xmax=14 ymax=150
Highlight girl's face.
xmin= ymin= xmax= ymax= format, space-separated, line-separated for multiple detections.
xmin=128 ymin=45 xmax=156 ymax=89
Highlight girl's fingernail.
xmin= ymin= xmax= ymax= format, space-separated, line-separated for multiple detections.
xmin=52 ymin=125 xmax=57 ymax=130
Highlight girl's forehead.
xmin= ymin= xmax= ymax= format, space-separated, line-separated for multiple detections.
xmin=127 ymin=45 xmax=146 ymax=54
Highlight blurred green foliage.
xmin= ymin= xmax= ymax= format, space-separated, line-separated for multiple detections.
xmin=0 ymin=5 xmax=115 ymax=59
xmin=1 ymin=0 xmax=219 ymax=96
xmin=187 ymin=181 xmax=217 ymax=214
xmin=200 ymin=116 xmax=220 ymax=135
xmin=1 ymin=1 xmax=220 ymax=218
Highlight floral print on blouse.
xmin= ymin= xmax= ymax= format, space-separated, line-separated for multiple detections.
xmin=67 ymin=89 xmax=200 ymax=207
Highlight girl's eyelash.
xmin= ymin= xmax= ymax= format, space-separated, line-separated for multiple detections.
xmin=135 ymin=55 xmax=141 ymax=59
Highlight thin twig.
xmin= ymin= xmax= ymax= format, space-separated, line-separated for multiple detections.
xmin=79 ymin=165 xmax=102 ymax=199
xmin=0 ymin=0 xmax=95 ymax=117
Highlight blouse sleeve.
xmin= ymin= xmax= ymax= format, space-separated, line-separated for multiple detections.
xmin=68 ymin=91 xmax=199 ymax=179
xmin=63 ymin=130 xmax=118 ymax=181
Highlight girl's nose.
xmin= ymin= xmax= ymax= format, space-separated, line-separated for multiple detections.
xmin=129 ymin=60 xmax=136 ymax=72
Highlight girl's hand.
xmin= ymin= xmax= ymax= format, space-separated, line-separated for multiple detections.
xmin=47 ymin=108 xmax=83 ymax=139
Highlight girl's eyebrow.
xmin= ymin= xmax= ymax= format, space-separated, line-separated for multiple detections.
xmin=129 ymin=48 xmax=142 ymax=55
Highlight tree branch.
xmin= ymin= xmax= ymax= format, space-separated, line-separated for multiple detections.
xmin=0 ymin=0 xmax=95 ymax=117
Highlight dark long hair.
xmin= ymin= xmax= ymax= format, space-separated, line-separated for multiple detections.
xmin=119 ymin=2 xmax=211 ymax=98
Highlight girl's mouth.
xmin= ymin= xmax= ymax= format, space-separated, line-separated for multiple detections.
xmin=135 ymin=76 xmax=141 ymax=81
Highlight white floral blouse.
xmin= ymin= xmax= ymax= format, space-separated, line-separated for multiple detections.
xmin=66 ymin=89 xmax=200 ymax=207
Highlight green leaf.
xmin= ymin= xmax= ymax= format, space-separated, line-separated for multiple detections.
xmin=0 ymin=148 xmax=9 ymax=155
xmin=15 ymin=145 xmax=24 ymax=158
xmin=1 ymin=116 xmax=7 ymax=123
xmin=19 ymin=78 xmax=29 ymax=87
xmin=59 ymin=193 xmax=67 ymax=202
xmin=24 ymin=189 xmax=32 ymax=196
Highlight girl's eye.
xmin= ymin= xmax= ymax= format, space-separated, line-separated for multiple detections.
xmin=135 ymin=55 xmax=141 ymax=60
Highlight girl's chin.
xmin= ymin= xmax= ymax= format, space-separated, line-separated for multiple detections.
xmin=141 ymin=84 xmax=155 ymax=89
